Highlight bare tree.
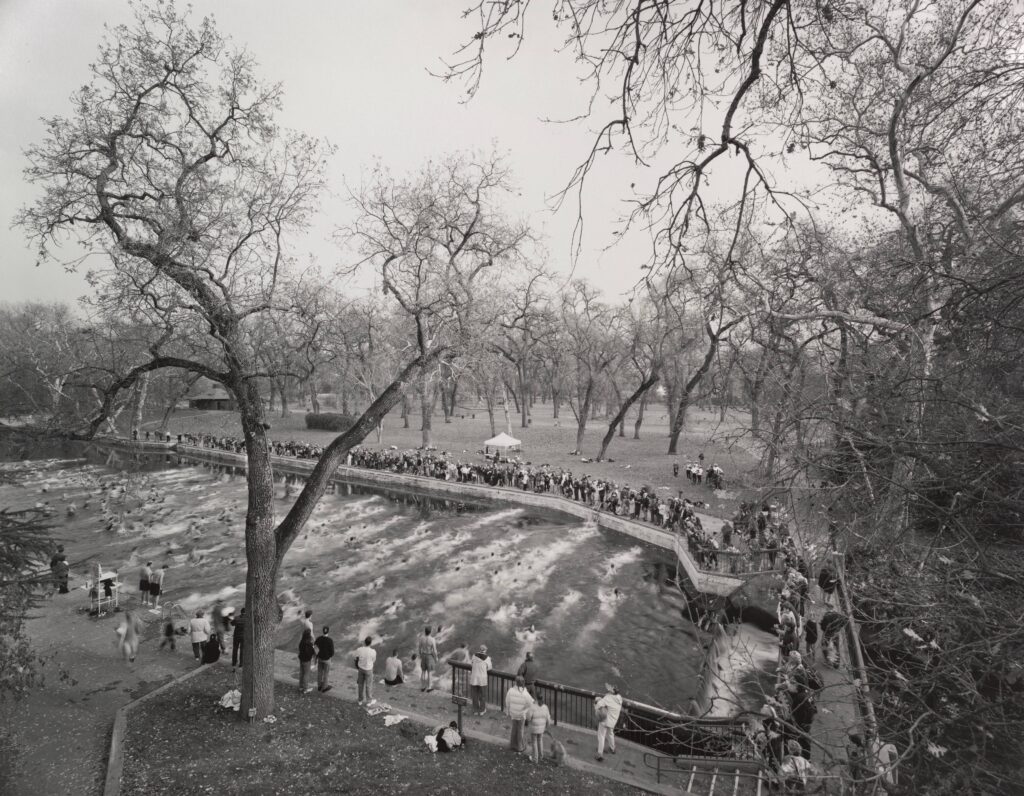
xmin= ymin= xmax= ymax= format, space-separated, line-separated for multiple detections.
xmin=558 ymin=281 xmax=615 ymax=455
xmin=16 ymin=7 xmax=526 ymax=720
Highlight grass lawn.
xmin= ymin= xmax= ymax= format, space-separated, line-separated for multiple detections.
xmin=120 ymin=667 xmax=644 ymax=795
xmin=152 ymin=401 xmax=764 ymax=521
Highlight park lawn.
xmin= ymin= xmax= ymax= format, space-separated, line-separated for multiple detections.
xmin=153 ymin=402 xmax=764 ymax=521
xmin=120 ymin=667 xmax=643 ymax=796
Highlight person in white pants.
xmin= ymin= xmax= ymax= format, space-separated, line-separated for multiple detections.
xmin=594 ymin=685 xmax=623 ymax=762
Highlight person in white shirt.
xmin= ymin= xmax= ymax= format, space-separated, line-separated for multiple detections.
xmin=505 ymin=675 xmax=534 ymax=754
xmin=469 ymin=645 xmax=492 ymax=715
xmin=355 ymin=636 xmax=377 ymax=705
xmin=188 ymin=608 xmax=211 ymax=662
xmin=594 ymin=684 xmax=623 ymax=761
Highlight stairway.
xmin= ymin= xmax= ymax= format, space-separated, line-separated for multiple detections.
xmin=680 ymin=762 xmax=766 ymax=795
xmin=644 ymin=753 xmax=767 ymax=795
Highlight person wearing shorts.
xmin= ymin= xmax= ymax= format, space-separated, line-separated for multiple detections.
xmin=418 ymin=626 xmax=438 ymax=692
xmin=149 ymin=564 xmax=166 ymax=607
xmin=139 ymin=562 xmax=152 ymax=607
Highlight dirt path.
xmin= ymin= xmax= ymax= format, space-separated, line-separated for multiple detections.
xmin=6 ymin=592 xmax=197 ymax=795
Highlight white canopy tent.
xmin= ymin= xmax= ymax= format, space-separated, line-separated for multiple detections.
xmin=483 ymin=432 xmax=522 ymax=453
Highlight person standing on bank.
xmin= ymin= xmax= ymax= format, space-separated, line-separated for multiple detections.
xmin=355 ymin=635 xmax=377 ymax=705
xmin=470 ymin=644 xmax=492 ymax=715
xmin=52 ymin=554 xmax=70 ymax=595
xmin=149 ymin=564 xmax=167 ymax=608
xmin=298 ymin=628 xmax=316 ymax=694
xmin=139 ymin=562 xmax=152 ymax=607
xmin=594 ymin=684 xmax=623 ymax=762
xmin=517 ymin=651 xmax=539 ymax=696
xmin=527 ymin=693 xmax=551 ymax=764
xmin=505 ymin=675 xmax=534 ymax=754
xmin=314 ymin=626 xmax=334 ymax=692
xmin=418 ymin=626 xmax=438 ymax=692
xmin=231 ymin=608 xmax=245 ymax=668
xmin=189 ymin=608 xmax=211 ymax=662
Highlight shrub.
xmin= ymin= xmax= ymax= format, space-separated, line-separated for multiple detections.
xmin=304 ymin=412 xmax=356 ymax=432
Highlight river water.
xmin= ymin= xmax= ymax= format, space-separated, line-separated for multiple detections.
xmin=0 ymin=443 xmax=773 ymax=713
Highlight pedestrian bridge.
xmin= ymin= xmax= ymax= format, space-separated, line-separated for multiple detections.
xmin=96 ymin=435 xmax=778 ymax=597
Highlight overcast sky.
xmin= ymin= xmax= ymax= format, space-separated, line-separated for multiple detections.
xmin=0 ymin=1 xmax=827 ymax=307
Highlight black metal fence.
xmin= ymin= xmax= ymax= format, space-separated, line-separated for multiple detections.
xmin=449 ymin=661 xmax=756 ymax=760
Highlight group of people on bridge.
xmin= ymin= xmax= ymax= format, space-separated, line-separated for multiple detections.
xmin=174 ymin=435 xmax=798 ymax=577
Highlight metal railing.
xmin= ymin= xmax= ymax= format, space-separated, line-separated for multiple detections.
xmin=686 ymin=546 xmax=780 ymax=576
xmin=449 ymin=661 xmax=757 ymax=759
xmin=643 ymin=752 xmax=766 ymax=790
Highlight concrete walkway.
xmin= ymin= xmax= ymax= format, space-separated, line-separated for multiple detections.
xmin=804 ymin=583 xmax=861 ymax=785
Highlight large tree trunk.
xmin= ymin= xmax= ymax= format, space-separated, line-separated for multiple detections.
xmin=571 ymin=384 xmax=593 ymax=455
xmin=484 ymin=388 xmax=497 ymax=437
xmin=501 ymin=383 xmax=513 ymax=435
xmin=419 ymin=377 xmax=437 ymax=447
xmin=552 ymin=389 xmax=560 ymax=419
xmin=665 ymin=381 xmax=678 ymax=436
xmin=129 ymin=372 xmax=149 ymax=438
xmin=633 ymin=394 xmax=647 ymax=439
xmin=668 ymin=326 xmax=727 ymax=455
xmin=598 ymin=375 xmax=658 ymax=460
xmin=277 ymin=379 xmax=289 ymax=418
xmin=764 ymin=349 xmax=800 ymax=480
xmin=237 ymin=352 xmax=442 ymax=720
xmin=506 ymin=381 xmax=520 ymax=414
xmin=448 ymin=376 xmax=460 ymax=423
xmin=401 ymin=392 xmax=410 ymax=429
xmin=237 ymin=381 xmax=279 ymax=721
xmin=309 ymin=381 xmax=320 ymax=414
xmin=518 ymin=364 xmax=529 ymax=428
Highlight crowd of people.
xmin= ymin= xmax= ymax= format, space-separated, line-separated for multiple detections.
xmin=177 ymin=435 xmax=805 ymax=575
xmin=285 ymin=614 xmax=620 ymax=765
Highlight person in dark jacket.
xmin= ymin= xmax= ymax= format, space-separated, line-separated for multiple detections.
xmin=804 ymin=619 xmax=819 ymax=660
xmin=789 ymin=684 xmax=817 ymax=759
xmin=314 ymin=626 xmax=335 ymax=692
xmin=817 ymin=563 xmax=839 ymax=606
xmin=231 ymin=608 xmax=245 ymax=668
xmin=516 ymin=651 xmax=539 ymax=696
xmin=298 ymin=629 xmax=316 ymax=693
